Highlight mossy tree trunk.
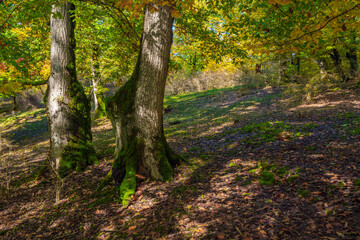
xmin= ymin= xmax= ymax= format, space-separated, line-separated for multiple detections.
xmin=106 ymin=3 xmax=182 ymax=206
xmin=47 ymin=1 xmax=97 ymax=180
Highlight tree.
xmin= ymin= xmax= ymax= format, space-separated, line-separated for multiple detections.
xmin=74 ymin=0 xmax=141 ymax=117
xmin=106 ymin=2 xmax=182 ymax=206
xmin=0 ymin=0 xmax=51 ymax=108
xmin=47 ymin=0 xmax=97 ymax=196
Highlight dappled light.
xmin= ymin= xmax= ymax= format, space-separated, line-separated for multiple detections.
xmin=1 ymin=0 xmax=360 ymax=239
xmin=3 ymin=84 xmax=359 ymax=239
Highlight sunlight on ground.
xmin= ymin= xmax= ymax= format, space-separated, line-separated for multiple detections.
xmin=1 ymin=86 xmax=360 ymax=239
xmin=291 ymin=100 xmax=360 ymax=110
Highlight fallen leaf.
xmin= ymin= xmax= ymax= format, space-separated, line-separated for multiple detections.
xmin=135 ymin=174 xmax=145 ymax=179
xmin=217 ymin=234 xmax=225 ymax=239
xmin=336 ymin=232 xmax=345 ymax=238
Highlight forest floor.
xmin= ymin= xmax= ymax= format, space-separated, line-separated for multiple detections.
xmin=0 ymin=85 xmax=360 ymax=240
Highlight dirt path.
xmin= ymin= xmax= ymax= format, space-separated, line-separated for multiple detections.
xmin=1 ymin=86 xmax=359 ymax=239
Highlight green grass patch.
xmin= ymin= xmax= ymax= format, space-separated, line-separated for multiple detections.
xmin=171 ymin=185 xmax=196 ymax=196
xmin=247 ymin=161 xmax=294 ymax=186
xmin=354 ymin=178 xmax=360 ymax=187
xmin=233 ymin=121 xmax=318 ymax=145
xmin=258 ymin=171 xmax=276 ymax=186
xmin=0 ymin=109 xmax=46 ymax=128
xmin=297 ymin=189 xmax=310 ymax=198
xmin=163 ymin=86 xmax=282 ymax=139
xmin=340 ymin=116 xmax=360 ymax=135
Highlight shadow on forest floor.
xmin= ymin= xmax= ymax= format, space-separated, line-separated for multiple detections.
xmin=0 ymin=86 xmax=360 ymax=239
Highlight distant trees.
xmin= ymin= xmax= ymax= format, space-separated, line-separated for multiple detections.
xmin=0 ymin=0 xmax=50 ymax=109
xmin=202 ymin=0 xmax=360 ymax=83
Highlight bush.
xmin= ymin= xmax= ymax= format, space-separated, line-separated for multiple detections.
xmin=165 ymin=68 xmax=273 ymax=96
xmin=15 ymin=87 xmax=46 ymax=111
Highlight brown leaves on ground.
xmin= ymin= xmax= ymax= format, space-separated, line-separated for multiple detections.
xmin=0 ymin=86 xmax=360 ymax=239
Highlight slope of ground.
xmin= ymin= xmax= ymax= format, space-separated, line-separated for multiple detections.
xmin=0 ymin=85 xmax=359 ymax=239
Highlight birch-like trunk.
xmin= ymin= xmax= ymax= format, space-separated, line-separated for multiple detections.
xmin=47 ymin=1 xmax=97 ymax=179
xmin=318 ymin=58 xmax=329 ymax=79
xmin=91 ymin=45 xmax=100 ymax=115
xmin=106 ymin=3 xmax=182 ymax=206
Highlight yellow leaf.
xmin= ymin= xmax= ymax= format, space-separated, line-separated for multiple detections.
xmin=290 ymin=29 xmax=302 ymax=37
xmin=173 ymin=11 xmax=181 ymax=18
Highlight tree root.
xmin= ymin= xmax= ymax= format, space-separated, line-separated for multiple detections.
xmin=96 ymin=169 xmax=113 ymax=191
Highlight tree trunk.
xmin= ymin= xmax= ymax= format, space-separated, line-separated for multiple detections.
xmin=295 ymin=57 xmax=300 ymax=73
xmin=318 ymin=58 xmax=329 ymax=79
xmin=91 ymin=45 xmax=100 ymax=115
xmin=278 ymin=58 xmax=288 ymax=83
xmin=12 ymin=96 xmax=17 ymax=112
xmin=255 ymin=63 xmax=262 ymax=74
xmin=106 ymin=3 xmax=182 ymax=206
xmin=47 ymin=1 xmax=97 ymax=179
xmin=346 ymin=47 xmax=358 ymax=79
xmin=290 ymin=55 xmax=300 ymax=73
xmin=330 ymin=48 xmax=347 ymax=81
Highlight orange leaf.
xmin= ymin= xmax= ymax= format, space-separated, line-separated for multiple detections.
xmin=135 ymin=174 xmax=145 ymax=179
xmin=217 ymin=234 xmax=225 ymax=239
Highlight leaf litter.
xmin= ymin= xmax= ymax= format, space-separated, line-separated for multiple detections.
xmin=0 ymin=86 xmax=359 ymax=239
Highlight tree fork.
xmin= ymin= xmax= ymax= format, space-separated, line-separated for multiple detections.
xmin=105 ymin=2 xmax=182 ymax=206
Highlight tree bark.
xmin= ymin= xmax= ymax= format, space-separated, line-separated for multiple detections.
xmin=330 ymin=48 xmax=347 ymax=81
xmin=295 ymin=57 xmax=300 ymax=73
xmin=12 ymin=96 xmax=17 ymax=112
xmin=346 ymin=47 xmax=358 ymax=79
xmin=318 ymin=58 xmax=329 ymax=79
xmin=47 ymin=1 xmax=97 ymax=178
xmin=278 ymin=58 xmax=288 ymax=83
xmin=106 ymin=3 xmax=182 ymax=206
xmin=90 ymin=45 xmax=100 ymax=116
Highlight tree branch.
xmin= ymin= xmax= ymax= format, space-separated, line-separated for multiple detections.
xmin=114 ymin=6 xmax=141 ymax=40
xmin=287 ymin=4 xmax=360 ymax=45
xmin=0 ymin=0 xmax=25 ymax=29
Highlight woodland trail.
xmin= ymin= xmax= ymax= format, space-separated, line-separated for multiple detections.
xmin=1 ymin=86 xmax=360 ymax=239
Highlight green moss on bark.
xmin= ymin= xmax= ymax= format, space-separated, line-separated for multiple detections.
xmin=120 ymin=164 xmax=137 ymax=206
xmin=106 ymin=53 xmax=141 ymax=118
xmin=95 ymin=97 xmax=106 ymax=119
xmin=157 ymin=141 xmax=173 ymax=181
xmin=59 ymin=138 xmax=97 ymax=177
xmin=57 ymin=78 xmax=98 ymax=178
xmin=43 ymin=86 xmax=49 ymax=105
xmin=113 ymin=138 xmax=143 ymax=206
